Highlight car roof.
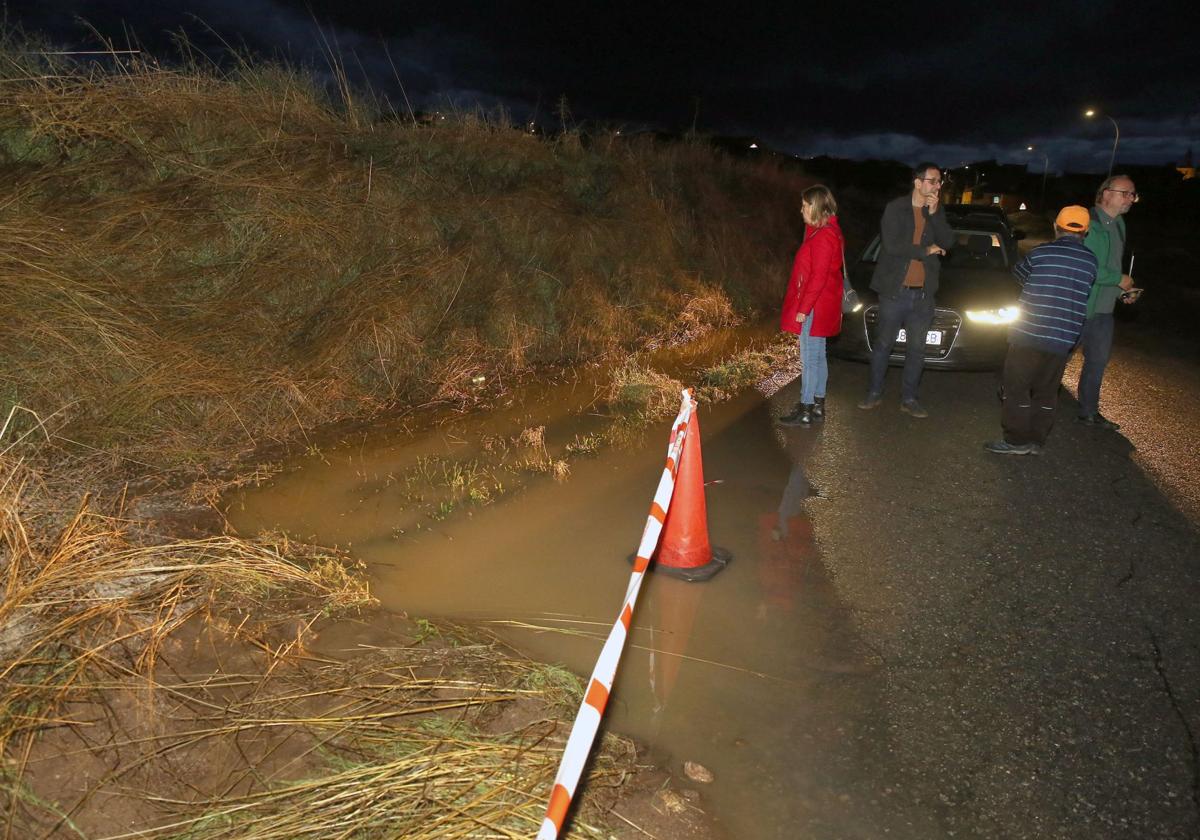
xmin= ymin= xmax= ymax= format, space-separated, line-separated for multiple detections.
xmin=944 ymin=203 xmax=1006 ymax=216
xmin=947 ymin=214 xmax=1013 ymax=238
xmin=949 ymin=217 xmax=1010 ymax=233
xmin=944 ymin=205 xmax=1011 ymax=226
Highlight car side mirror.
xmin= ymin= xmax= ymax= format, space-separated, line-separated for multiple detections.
xmin=1012 ymin=230 xmax=1026 ymax=240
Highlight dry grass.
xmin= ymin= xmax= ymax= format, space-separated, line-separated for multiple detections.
xmin=10 ymin=630 xmax=632 ymax=840
xmin=0 ymin=432 xmax=377 ymax=833
xmin=0 ymin=35 xmax=809 ymax=478
xmin=0 ymin=435 xmax=636 ymax=839
xmin=0 ymin=31 xmax=809 ymax=839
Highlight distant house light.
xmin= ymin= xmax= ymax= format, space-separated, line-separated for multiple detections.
xmin=749 ymin=142 xmax=758 ymax=149
xmin=1020 ymin=202 xmax=1028 ymax=211
xmin=992 ymin=195 xmax=1001 ymax=204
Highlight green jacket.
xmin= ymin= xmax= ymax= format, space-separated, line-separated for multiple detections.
xmin=1083 ymin=210 xmax=1126 ymax=317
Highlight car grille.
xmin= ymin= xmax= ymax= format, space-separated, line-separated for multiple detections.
xmin=863 ymin=306 xmax=962 ymax=359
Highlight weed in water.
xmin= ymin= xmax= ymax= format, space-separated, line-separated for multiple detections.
xmin=413 ymin=618 xmax=440 ymax=643
xmin=606 ymin=357 xmax=685 ymax=422
xmin=565 ymin=432 xmax=603 ymax=456
xmin=521 ymin=663 xmax=585 ymax=712
xmin=697 ymin=350 xmax=774 ymax=401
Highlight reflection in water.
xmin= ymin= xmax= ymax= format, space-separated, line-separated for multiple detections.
xmin=645 ymin=575 xmax=704 ymax=721
xmin=757 ymin=431 xmax=820 ymax=622
xmin=229 ymin=388 xmax=892 ymax=839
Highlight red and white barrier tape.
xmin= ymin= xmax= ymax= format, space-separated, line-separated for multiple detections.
xmin=536 ymin=389 xmax=695 ymax=840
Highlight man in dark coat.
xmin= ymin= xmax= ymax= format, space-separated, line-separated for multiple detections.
xmin=858 ymin=162 xmax=956 ymax=418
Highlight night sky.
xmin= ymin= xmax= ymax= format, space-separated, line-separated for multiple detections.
xmin=6 ymin=1 xmax=1198 ymax=172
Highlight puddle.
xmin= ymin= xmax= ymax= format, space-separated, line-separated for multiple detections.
xmin=227 ymin=331 xmax=903 ymax=839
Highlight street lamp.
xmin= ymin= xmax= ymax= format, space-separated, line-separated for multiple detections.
xmin=1026 ymin=145 xmax=1049 ymax=213
xmin=1084 ymin=109 xmax=1120 ymax=177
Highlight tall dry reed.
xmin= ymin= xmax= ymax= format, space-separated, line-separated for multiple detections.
xmin=0 ymin=35 xmax=809 ymax=476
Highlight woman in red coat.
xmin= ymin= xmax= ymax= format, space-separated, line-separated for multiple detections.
xmin=779 ymin=185 xmax=845 ymax=426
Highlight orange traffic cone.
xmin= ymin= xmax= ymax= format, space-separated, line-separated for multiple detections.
xmin=653 ymin=410 xmax=731 ymax=581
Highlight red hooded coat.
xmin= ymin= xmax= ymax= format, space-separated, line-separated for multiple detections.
xmin=779 ymin=215 xmax=845 ymax=337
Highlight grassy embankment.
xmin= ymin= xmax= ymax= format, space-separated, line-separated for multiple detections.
xmin=0 ymin=37 xmax=809 ymax=837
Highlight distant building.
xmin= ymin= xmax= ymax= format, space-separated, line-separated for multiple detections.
xmin=946 ymin=160 xmax=1033 ymax=212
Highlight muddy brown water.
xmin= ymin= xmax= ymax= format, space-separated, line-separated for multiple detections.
xmin=227 ymin=329 xmax=898 ymax=839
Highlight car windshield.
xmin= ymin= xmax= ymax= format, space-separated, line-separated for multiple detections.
xmin=857 ymin=228 xmax=1012 ymax=269
xmin=943 ymin=228 xmax=1010 ymax=270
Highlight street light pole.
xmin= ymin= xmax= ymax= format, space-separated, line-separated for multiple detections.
xmin=1084 ymin=109 xmax=1120 ymax=177
xmin=1027 ymin=145 xmax=1049 ymax=213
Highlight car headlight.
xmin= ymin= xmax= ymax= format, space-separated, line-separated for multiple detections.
xmin=965 ymin=306 xmax=1020 ymax=324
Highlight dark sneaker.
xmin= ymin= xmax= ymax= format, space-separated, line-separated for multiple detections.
xmin=812 ymin=397 xmax=826 ymax=419
xmin=1076 ymin=413 xmax=1120 ymax=430
xmin=857 ymin=394 xmax=882 ymax=410
xmin=779 ymin=404 xmax=815 ymax=427
xmin=983 ymin=440 xmax=1037 ymax=456
xmin=900 ymin=400 xmax=929 ymax=419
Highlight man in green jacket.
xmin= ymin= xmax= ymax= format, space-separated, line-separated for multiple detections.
xmin=1077 ymin=175 xmax=1137 ymax=429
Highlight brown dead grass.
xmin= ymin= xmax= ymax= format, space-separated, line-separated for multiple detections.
xmin=0 ymin=37 xmax=809 ymax=478
xmin=0 ymin=33 xmax=807 ymax=839
xmin=0 ymin=429 xmax=642 ymax=839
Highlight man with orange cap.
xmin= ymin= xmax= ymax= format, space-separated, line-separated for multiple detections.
xmin=984 ymin=206 xmax=1098 ymax=455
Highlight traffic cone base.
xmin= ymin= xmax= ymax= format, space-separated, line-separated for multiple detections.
xmin=656 ymin=545 xmax=732 ymax=581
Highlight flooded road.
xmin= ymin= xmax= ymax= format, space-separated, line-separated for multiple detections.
xmin=229 ymin=374 xmax=921 ymax=839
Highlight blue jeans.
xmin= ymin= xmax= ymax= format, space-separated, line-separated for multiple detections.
xmin=1077 ymin=314 xmax=1113 ymax=417
xmin=867 ymin=289 xmax=935 ymax=402
xmin=798 ymin=316 xmax=827 ymax=404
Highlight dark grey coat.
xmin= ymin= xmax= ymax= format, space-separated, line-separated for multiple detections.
xmin=869 ymin=194 xmax=956 ymax=298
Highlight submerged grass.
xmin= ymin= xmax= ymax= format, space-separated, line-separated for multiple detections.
xmin=606 ymin=359 xmax=688 ymax=424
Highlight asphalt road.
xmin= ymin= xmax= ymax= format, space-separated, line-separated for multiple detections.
xmin=786 ymin=338 xmax=1200 ymax=839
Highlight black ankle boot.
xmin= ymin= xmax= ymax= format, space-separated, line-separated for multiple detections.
xmin=812 ymin=396 xmax=826 ymax=420
xmin=779 ymin=403 xmax=815 ymax=427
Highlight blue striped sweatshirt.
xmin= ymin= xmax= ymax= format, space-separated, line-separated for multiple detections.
xmin=1009 ymin=235 xmax=1098 ymax=355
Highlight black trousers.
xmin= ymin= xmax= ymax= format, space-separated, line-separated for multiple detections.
xmin=1001 ymin=344 xmax=1069 ymax=446
xmin=867 ymin=288 xmax=935 ymax=402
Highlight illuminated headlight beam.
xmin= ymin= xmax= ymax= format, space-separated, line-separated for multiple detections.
xmin=965 ymin=306 xmax=1020 ymax=325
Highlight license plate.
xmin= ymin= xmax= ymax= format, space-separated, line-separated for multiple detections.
xmin=896 ymin=329 xmax=943 ymax=346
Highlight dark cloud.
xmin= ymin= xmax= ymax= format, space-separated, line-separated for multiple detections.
xmin=5 ymin=0 xmax=1196 ymax=168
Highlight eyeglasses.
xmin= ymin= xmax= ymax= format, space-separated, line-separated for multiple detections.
xmin=1105 ymin=187 xmax=1139 ymax=202
xmin=921 ymin=178 xmax=943 ymax=186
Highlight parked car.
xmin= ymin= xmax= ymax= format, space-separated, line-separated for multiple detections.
xmin=830 ymin=216 xmax=1021 ymax=371
xmin=942 ymin=204 xmax=1026 ymax=264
